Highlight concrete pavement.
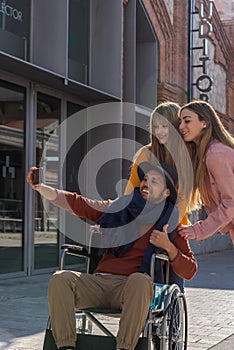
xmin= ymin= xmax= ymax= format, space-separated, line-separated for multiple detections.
xmin=0 ymin=249 xmax=234 ymax=350
xmin=185 ymin=249 xmax=234 ymax=349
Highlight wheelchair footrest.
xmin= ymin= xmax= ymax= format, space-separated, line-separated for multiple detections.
xmin=43 ymin=329 xmax=148 ymax=350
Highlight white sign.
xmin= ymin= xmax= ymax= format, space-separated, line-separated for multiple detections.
xmin=0 ymin=2 xmax=23 ymax=22
xmin=191 ymin=0 xmax=214 ymax=101
xmin=2 ymin=156 xmax=15 ymax=179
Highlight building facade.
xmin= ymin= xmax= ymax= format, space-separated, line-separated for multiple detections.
xmin=0 ymin=0 xmax=233 ymax=278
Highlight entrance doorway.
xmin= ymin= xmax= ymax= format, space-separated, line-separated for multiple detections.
xmin=0 ymin=80 xmax=26 ymax=274
xmin=33 ymin=92 xmax=61 ymax=270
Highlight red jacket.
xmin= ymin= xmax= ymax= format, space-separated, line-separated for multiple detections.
xmin=52 ymin=190 xmax=197 ymax=280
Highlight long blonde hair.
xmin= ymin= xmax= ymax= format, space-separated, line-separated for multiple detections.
xmin=180 ymin=100 xmax=234 ymax=207
xmin=148 ymin=101 xmax=180 ymax=165
xmin=135 ymin=101 xmax=194 ymax=212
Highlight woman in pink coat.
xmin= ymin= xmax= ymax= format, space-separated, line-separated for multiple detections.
xmin=178 ymin=100 xmax=234 ymax=243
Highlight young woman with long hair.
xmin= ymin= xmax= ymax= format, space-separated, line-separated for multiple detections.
xmin=178 ymin=100 xmax=234 ymax=243
xmin=125 ymin=101 xmax=194 ymax=224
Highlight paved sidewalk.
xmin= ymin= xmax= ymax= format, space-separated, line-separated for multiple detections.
xmin=0 ymin=249 xmax=233 ymax=350
xmin=185 ymin=249 xmax=234 ymax=349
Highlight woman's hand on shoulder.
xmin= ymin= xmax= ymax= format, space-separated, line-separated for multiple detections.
xmin=177 ymin=224 xmax=196 ymax=239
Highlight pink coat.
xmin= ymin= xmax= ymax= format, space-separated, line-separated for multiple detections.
xmin=193 ymin=142 xmax=234 ymax=243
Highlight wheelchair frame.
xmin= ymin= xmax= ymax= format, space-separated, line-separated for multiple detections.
xmin=43 ymin=237 xmax=188 ymax=350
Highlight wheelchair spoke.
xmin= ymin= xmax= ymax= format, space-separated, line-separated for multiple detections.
xmin=168 ymin=293 xmax=188 ymax=350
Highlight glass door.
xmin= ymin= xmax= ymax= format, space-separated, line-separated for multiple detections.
xmin=0 ymin=80 xmax=26 ymax=274
xmin=34 ymin=92 xmax=61 ymax=270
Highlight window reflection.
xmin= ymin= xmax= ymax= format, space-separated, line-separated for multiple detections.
xmin=34 ymin=92 xmax=60 ymax=270
xmin=68 ymin=0 xmax=90 ymax=83
xmin=0 ymin=0 xmax=30 ymax=60
xmin=0 ymin=80 xmax=25 ymax=274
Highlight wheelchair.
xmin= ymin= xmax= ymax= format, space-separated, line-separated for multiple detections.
xmin=43 ymin=229 xmax=188 ymax=350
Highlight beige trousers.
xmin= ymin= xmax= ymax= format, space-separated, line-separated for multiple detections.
xmin=48 ymin=270 xmax=154 ymax=350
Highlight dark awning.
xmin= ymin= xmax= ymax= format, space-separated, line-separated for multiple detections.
xmin=0 ymin=52 xmax=120 ymax=105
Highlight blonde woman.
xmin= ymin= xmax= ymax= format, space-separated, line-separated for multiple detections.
xmin=125 ymin=101 xmax=194 ymax=224
xmin=178 ymin=100 xmax=234 ymax=243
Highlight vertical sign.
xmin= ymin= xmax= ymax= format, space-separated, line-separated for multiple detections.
xmin=190 ymin=0 xmax=214 ymax=101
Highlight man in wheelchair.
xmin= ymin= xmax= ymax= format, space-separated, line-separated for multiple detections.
xmin=27 ymin=162 xmax=197 ymax=350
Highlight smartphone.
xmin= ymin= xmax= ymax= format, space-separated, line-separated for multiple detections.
xmin=32 ymin=167 xmax=44 ymax=185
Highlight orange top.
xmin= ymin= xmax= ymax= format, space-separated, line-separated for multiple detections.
xmin=124 ymin=146 xmax=190 ymax=225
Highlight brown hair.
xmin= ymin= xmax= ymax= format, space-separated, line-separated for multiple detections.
xmin=180 ymin=100 xmax=234 ymax=207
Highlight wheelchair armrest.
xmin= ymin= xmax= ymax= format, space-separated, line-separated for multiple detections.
xmin=60 ymin=244 xmax=90 ymax=270
xmin=61 ymin=244 xmax=89 ymax=256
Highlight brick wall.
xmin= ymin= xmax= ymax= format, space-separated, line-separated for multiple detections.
xmin=138 ymin=0 xmax=234 ymax=127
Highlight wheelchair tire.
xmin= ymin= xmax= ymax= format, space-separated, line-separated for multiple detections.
xmin=168 ymin=292 xmax=188 ymax=350
xmin=152 ymin=334 xmax=160 ymax=350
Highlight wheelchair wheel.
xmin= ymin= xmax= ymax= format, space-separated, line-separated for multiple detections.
xmin=168 ymin=292 xmax=188 ymax=350
xmin=151 ymin=284 xmax=181 ymax=350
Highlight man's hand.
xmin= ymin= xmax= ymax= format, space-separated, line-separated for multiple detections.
xmin=26 ymin=167 xmax=42 ymax=190
xmin=150 ymin=224 xmax=178 ymax=261
xmin=149 ymin=224 xmax=170 ymax=250
xmin=26 ymin=167 xmax=57 ymax=201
